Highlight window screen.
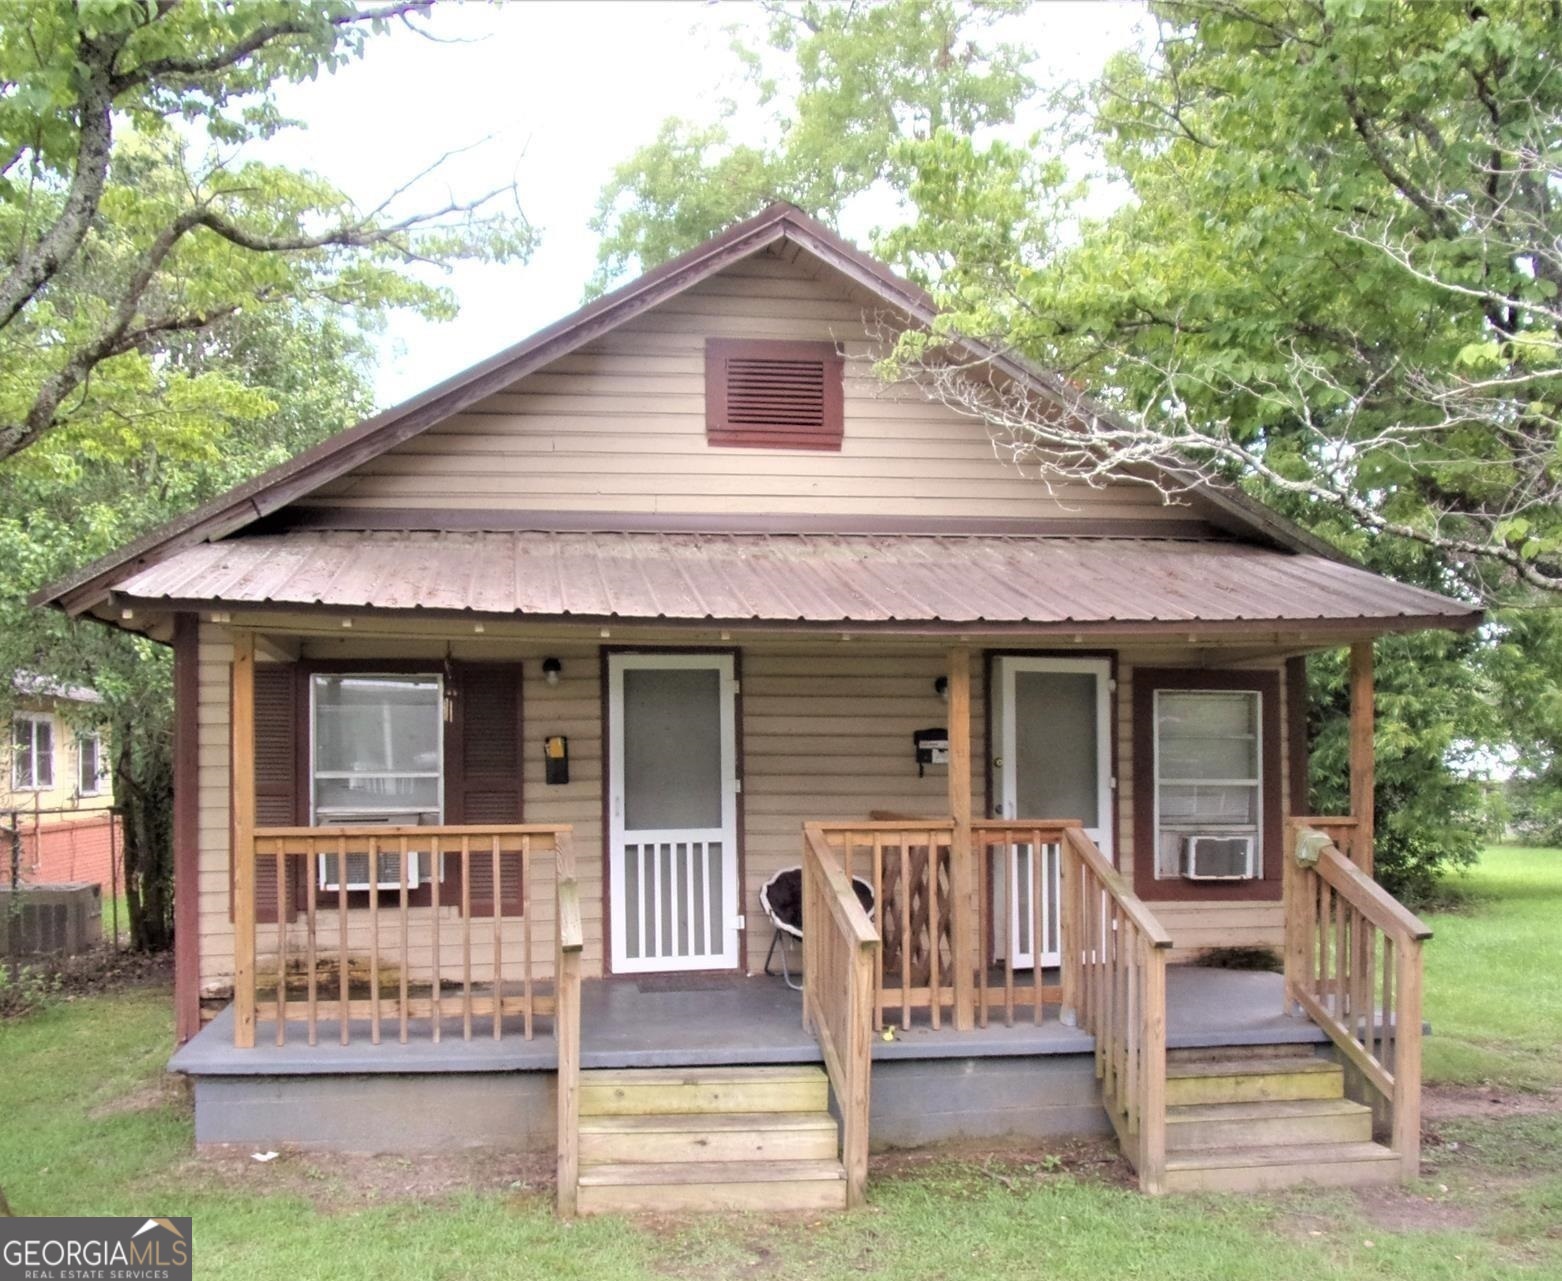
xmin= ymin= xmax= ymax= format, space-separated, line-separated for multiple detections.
xmin=311 ymin=675 xmax=443 ymax=820
xmin=1154 ymin=690 xmax=1261 ymax=878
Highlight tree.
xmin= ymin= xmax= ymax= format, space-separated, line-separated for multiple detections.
xmin=588 ymin=0 xmax=1035 ymax=293
xmin=0 ymin=0 xmax=529 ymax=462
xmin=591 ymin=0 xmax=1552 ymax=895
xmin=885 ymin=1 xmax=1562 ymax=596
xmin=0 ymin=0 xmax=531 ymax=949
xmin=0 ymin=298 xmax=380 ymax=951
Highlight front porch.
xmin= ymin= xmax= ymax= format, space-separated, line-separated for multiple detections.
xmin=202 ymin=632 xmax=1430 ymax=1209
xmin=174 ymin=962 xmax=1329 ymax=1077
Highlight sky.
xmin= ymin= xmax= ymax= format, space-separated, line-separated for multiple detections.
xmin=258 ymin=0 xmax=1147 ymax=407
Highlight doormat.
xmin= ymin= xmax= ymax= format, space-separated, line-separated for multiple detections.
xmin=635 ymin=974 xmax=742 ymax=994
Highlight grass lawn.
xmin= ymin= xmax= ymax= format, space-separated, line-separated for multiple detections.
xmin=1 ymin=846 xmax=1558 ymax=1280
xmin=1422 ymin=846 xmax=1562 ymax=1090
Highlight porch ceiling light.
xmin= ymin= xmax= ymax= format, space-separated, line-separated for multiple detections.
xmin=543 ymin=657 xmax=563 ymax=686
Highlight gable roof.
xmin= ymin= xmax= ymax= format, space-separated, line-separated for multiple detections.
xmin=34 ymin=202 xmax=1346 ymax=617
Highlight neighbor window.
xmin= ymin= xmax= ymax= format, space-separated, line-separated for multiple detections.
xmin=310 ymin=674 xmax=443 ymax=889
xmin=77 ymin=732 xmax=103 ymax=796
xmin=1152 ymin=690 xmax=1262 ymax=880
xmin=12 ymin=714 xmax=54 ymax=791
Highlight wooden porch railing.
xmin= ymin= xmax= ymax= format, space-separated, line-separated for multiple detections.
xmin=801 ymin=822 xmax=879 ymax=1209
xmin=1285 ymin=820 xmax=1431 ymax=1177
xmin=813 ymin=820 xmax=954 ymax=1030
xmin=553 ymin=840 xmax=584 ymax=1217
xmin=233 ymin=824 xmax=574 ymax=1049
xmin=813 ymin=819 xmax=1082 ymax=1029
xmin=973 ymin=821 xmax=1077 ymax=1026
xmin=1059 ymin=827 xmax=1173 ymax=1194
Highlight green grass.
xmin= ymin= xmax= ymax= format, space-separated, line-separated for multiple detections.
xmin=2 ymin=848 xmax=1558 ymax=1278
xmin=1422 ymin=846 xmax=1562 ymax=1090
xmin=99 ymin=892 xmax=129 ymax=943
xmin=4 ymin=984 xmax=1561 ymax=1280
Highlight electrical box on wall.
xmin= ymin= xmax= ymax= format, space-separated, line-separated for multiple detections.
xmin=544 ymin=735 xmax=569 ymax=785
xmin=913 ymin=727 xmax=949 ymax=777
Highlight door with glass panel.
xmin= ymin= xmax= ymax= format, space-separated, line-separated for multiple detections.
xmin=607 ymin=654 xmax=739 ymax=973
xmin=992 ymin=657 xmax=1114 ymax=968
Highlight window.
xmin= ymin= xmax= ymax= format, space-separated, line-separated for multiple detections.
xmin=310 ymin=674 xmax=443 ymax=889
xmin=1153 ymin=690 xmax=1262 ymax=880
xmin=12 ymin=714 xmax=54 ymax=791
xmin=705 ymin=338 xmax=844 ymax=449
xmin=1132 ymin=668 xmax=1282 ymax=902
xmin=77 ymin=732 xmax=103 ymax=796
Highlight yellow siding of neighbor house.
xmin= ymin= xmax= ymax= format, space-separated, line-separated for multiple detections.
xmin=194 ymin=625 xmax=1295 ymax=994
xmin=303 ymin=250 xmax=1208 ymax=524
xmin=1 ymin=700 xmax=114 ymax=820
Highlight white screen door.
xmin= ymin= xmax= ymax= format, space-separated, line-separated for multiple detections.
xmin=608 ymin=653 xmax=740 ymax=973
xmin=993 ymin=657 xmax=1114 ymax=967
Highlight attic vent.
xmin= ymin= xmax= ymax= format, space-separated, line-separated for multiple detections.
xmin=705 ymin=338 xmax=844 ymax=450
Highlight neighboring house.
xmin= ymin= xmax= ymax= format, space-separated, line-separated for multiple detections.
xmin=35 ymin=206 xmax=1476 ymax=1211
xmin=0 ymin=673 xmax=119 ymax=892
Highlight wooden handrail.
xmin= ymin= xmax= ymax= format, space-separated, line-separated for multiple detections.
xmin=556 ymin=878 xmax=584 ymax=954
xmin=807 ymin=834 xmax=879 ymax=950
xmin=801 ymin=823 xmax=879 ymax=1209
xmin=1315 ymin=844 xmax=1433 ymax=942
xmin=554 ymin=872 xmax=583 ymax=1217
xmin=254 ymin=824 xmax=568 ymax=839
xmin=1286 ymin=822 xmax=1427 ymax=1179
xmin=1062 ymin=829 xmax=1173 ymax=950
xmin=1060 ymin=828 xmax=1171 ymax=1194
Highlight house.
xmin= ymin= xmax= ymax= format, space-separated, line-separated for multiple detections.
xmin=34 ymin=205 xmax=1476 ymax=1212
xmin=1 ymin=673 xmax=119 ymax=893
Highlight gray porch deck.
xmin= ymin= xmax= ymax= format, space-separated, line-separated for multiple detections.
xmin=172 ymin=965 xmax=1326 ymax=1077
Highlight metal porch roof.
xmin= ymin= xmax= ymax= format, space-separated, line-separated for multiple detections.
xmin=106 ymin=530 xmax=1480 ymax=632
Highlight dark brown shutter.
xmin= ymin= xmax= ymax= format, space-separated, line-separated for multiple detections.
xmin=706 ymin=338 xmax=844 ymax=450
xmin=443 ymin=662 xmax=524 ymax=916
xmin=252 ymin=665 xmax=303 ymax=923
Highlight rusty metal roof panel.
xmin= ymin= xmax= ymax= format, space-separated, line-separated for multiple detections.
xmin=110 ymin=530 xmax=1480 ymax=631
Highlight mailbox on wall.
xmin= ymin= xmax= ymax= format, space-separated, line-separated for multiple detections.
xmin=544 ymin=735 xmax=569 ymax=785
xmin=912 ymin=727 xmax=949 ymax=777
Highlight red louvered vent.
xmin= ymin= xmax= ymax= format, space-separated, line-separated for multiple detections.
xmin=706 ymin=338 xmax=844 ymax=449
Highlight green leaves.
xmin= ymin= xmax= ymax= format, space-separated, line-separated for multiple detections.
xmin=588 ymin=0 xmax=1038 ymax=292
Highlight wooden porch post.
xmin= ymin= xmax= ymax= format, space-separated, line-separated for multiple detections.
xmin=231 ymin=631 xmax=257 ymax=1049
xmin=947 ymin=648 xmax=976 ymax=1032
xmin=1348 ymin=641 xmax=1375 ymax=877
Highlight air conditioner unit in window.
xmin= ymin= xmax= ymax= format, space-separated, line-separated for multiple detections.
xmin=315 ymin=811 xmax=430 ymax=890
xmin=1180 ymin=834 xmax=1255 ymax=881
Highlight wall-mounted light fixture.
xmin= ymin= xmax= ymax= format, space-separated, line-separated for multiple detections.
xmin=542 ymin=657 xmax=563 ymax=687
xmin=934 ymin=676 xmax=949 ymax=702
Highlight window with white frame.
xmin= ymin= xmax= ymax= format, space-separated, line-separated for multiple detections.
xmin=12 ymin=714 xmax=54 ymax=791
xmin=1153 ymin=689 xmax=1262 ymax=879
xmin=310 ymin=674 xmax=443 ymax=889
xmin=77 ymin=731 xmax=103 ymax=796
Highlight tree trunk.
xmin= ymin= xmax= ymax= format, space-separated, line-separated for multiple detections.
xmin=114 ymin=724 xmax=174 ymax=953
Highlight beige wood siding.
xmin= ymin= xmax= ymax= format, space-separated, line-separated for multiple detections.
xmin=195 ymin=630 xmax=1294 ymax=993
xmin=305 ymin=250 xmax=1206 ymax=523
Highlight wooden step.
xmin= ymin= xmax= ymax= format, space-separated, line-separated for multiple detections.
xmin=1165 ymin=1097 xmax=1373 ymax=1151
xmin=579 ymin=1066 xmax=829 ymax=1117
xmin=1167 ymin=1043 xmax=1324 ymax=1063
xmin=580 ymin=1111 xmax=839 ymax=1164
xmin=1164 ymin=1055 xmax=1343 ymax=1106
xmin=577 ymin=1158 xmax=848 ymax=1214
xmin=1162 ymin=1140 xmax=1400 ymax=1193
